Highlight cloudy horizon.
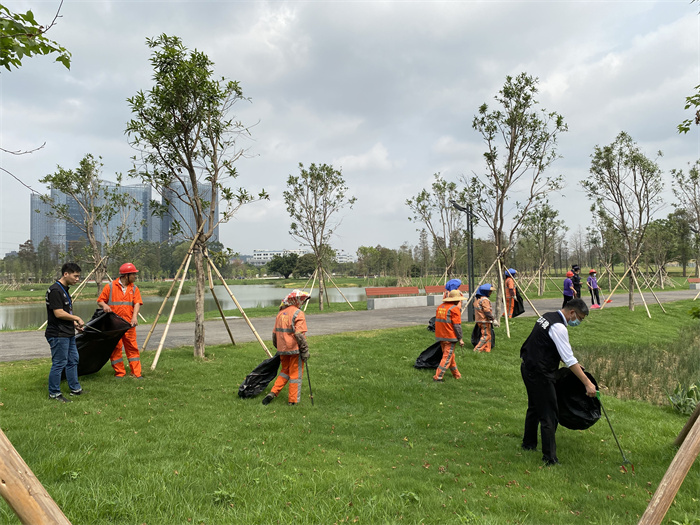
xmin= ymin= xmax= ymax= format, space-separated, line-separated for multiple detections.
xmin=1 ymin=0 xmax=698 ymax=259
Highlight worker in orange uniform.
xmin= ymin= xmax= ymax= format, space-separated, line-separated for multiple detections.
xmin=262 ymin=289 xmax=311 ymax=406
xmin=433 ymin=289 xmax=467 ymax=382
xmin=473 ymin=284 xmax=495 ymax=353
xmin=97 ymin=263 xmax=144 ymax=379
xmin=504 ymin=268 xmax=517 ymax=318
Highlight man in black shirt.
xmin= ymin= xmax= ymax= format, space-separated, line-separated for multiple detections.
xmin=519 ymin=298 xmax=596 ymax=464
xmin=571 ymin=264 xmax=582 ymax=298
xmin=46 ymin=262 xmax=85 ymax=402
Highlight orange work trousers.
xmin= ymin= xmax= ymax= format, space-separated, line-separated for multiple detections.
xmin=110 ymin=327 xmax=142 ymax=377
xmin=505 ymin=296 xmax=515 ymax=318
xmin=474 ymin=323 xmax=492 ymax=353
xmin=271 ymin=354 xmax=304 ymax=404
xmin=433 ymin=341 xmax=461 ymax=381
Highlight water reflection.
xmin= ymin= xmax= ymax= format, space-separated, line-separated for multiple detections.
xmin=0 ymin=285 xmax=367 ymax=330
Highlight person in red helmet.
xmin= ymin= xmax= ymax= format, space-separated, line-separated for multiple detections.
xmin=562 ymin=271 xmax=576 ymax=308
xmin=97 ymin=262 xmax=144 ymax=378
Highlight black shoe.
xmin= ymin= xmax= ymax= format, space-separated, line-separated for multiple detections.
xmin=288 ymin=402 xmax=297 ymax=406
xmin=262 ymin=393 xmax=275 ymax=406
xmin=433 ymin=378 xmax=444 ymax=382
xmin=521 ymin=445 xmax=537 ymax=451
xmin=49 ymin=394 xmax=71 ymax=403
xmin=69 ymin=389 xmax=84 ymax=396
xmin=544 ymin=458 xmax=559 ymax=466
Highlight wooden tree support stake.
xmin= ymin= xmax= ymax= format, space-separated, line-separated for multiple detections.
xmin=206 ymin=259 xmax=235 ymax=346
xmin=0 ymin=428 xmax=71 ymax=525
xmin=150 ymin=252 xmax=193 ymax=371
xmin=496 ymin=258 xmax=511 ymax=339
xmin=638 ymin=412 xmax=700 ymax=525
xmin=207 ymin=257 xmax=272 ymax=358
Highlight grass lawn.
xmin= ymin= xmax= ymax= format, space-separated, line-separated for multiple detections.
xmin=1 ymin=304 xmax=699 ymax=523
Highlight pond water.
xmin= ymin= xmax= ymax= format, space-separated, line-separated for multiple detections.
xmin=0 ymin=285 xmax=367 ymax=330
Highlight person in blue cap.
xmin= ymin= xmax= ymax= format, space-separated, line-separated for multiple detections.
xmin=504 ymin=269 xmax=517 ymax=318
xmin=443 ymin=278 xmax=462 ymax=299
xmin=474 ymin=284 xmax=495 ymax=352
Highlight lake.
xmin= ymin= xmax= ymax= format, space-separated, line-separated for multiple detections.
xmin=0 ymin=284 xmax=367 ymax=330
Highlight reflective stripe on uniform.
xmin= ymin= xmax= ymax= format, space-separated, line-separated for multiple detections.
xmin=128 ymin=357 xmax=140 ymax=362
xmin=107 ymin=282 xmax=136 ymax=306
xmin=111 ymin=358 xmax=123 ymax=364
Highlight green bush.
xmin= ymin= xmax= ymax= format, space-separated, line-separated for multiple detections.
xmin=667 ymin=381 xmax=700 ymax=416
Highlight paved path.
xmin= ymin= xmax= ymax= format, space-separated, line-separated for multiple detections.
xmin=2 ymin=288 xmax=697 ymax=363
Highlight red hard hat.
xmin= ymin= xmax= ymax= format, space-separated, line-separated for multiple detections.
xmin=566 ymin=271 xmax=574 ymax=277
xmin=589 ymin=269 xmax=596 ymax=274
xmin=119 ymin=262 xmax=139 ymax=275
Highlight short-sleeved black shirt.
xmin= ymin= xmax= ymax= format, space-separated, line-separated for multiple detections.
xmin=45 ymin=282 xmax=75 ymax=338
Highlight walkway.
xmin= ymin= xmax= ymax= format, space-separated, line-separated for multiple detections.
xmin=1 ymin=288 xmax=697 ymax=362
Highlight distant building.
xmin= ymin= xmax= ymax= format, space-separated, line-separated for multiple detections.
xmin=249 ymin=248 xmax=309 ymax=267
xmin=161 ymin=180 xmax=219 ymax=244
xmin=335 ymin=250 xmax=355 ymax=264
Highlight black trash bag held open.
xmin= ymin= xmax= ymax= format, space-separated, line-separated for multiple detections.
xmin=63 ymin=311 xmax=132 ymax=378
xmin=238 ymin=355 xmax=281 ymax=398
xmin=512 ymin=289 xmax=525 ymax=317
xmin=414 ymin=342 xmax=442 ymax=369
xmin=555 ymin=367 xmax=601 ymax=430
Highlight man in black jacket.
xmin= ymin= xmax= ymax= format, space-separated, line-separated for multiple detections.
xmin=520 ymin=298 xmax=596 ymax=464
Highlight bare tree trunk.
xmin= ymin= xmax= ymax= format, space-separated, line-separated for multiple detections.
xmin=628 ymin=272 xmax=635 ymax=311
xmin=193 ymin=244 xmax=206 ymax=358
xmin=317 ymin=259 xmax=325 ymax=311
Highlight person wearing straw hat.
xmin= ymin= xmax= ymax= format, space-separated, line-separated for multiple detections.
xmin=433 ymin=289 xmax=467 ymax=382
xmin=473 ymin=284 xmax=495 ymax=353
xmin=263 ymin=289 xmax=311 ymax=406
xmin=504 ymin=268 xmax=517 ymax=318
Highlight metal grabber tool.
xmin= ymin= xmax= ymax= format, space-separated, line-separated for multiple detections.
xmin=597 ymin=391 xmax=634 ymax=473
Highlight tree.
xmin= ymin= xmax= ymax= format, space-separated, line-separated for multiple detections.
xmin=36 ymin=236 xmax=61 ymax=281
xmin=516 ymin=203 xmax=567 ymax=295
xmin=283 ymin=162 xmax=355 ymax=310
xmin=464 ymin=73 xmax=567 ymax=315
xmin=666 ymin=208 xmax=693 ymax=277
xmin=126 ymin=34 xmax=268 ymax=358
xmin=671 ymin=160 xmax=700 ymax=277
xmin=678 ymin=85 xmax=700 ymax=134
xmin=582 ymin=132 xmax=664 ymax=309
xmin=40 ymin=154 xmax=142 ymax=291
xmin=0 ymin=2 xmax=70 ymax=72
xmin=294 ymin=253 xmax=316 ymax=278
xmin=17 ymin=240 xmax=37 ymax=280
xmin=406 ymin=173 xmax=465 ymax=280
xmin=268 ymin=253 xmax=299 ymax=279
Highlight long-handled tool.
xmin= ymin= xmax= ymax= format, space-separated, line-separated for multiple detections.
xmin=597 ymin=391 xmax=634 ymax=472
xmin=305 ymin=361 xmax=314 ymax=406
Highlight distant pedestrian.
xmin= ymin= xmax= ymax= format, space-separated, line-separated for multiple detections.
xmin=504 ymin=268 xmax=517 ymax=318
xmin=587 ymin=269 xmax=601 ymax=308
xmin=473 ymin=284 xmax=495 ymax=353
xmin=46 ymin=262 xmax=85 ymax=402
xmin=263 ymin=290 xmax=311 ymax=406
xmin=562 ymin=271 xmax=575 ymax=308
xmin=571 ymin=265 xmax=582 ymax=298
xmin=97 ymin=262 xmax=144 ymax=378
xmin=433 ymin=290 xmax=467 ymax=381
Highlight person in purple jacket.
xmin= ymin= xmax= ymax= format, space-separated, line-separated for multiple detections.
xmin=562 ymin=271 xmax=575 ymax=308
xmin=587 ymin=269 xmax=601 ymax=309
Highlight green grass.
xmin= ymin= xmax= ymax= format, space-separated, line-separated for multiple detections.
xmin=1 ymin=303 xmax=700 ymax=524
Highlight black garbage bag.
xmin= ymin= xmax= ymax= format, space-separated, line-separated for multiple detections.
xmin=427 ymin=316 xmax=436 ymax=332
xmin=470 ymin=323 xmax=496 ymax=349
xmin=512 ymin=289 xmax=525 ymax=317
xmin=238 ymin=354 xmax=281 ymax=398
xmin=414 ymin=342 xmax=442 ymax=369
xmin=555 ymin=367 xmax=601 ymax=430
xmin=62 ymin=311 xmax=132 ymax=378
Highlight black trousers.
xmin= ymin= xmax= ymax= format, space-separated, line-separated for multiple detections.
xmin=562 ymin=294 xmax=573 ymax=308
xmin=589 ymin=288 xmax=600 ymax=305
xmin=521 ymin=363 xmax=559 ymax=463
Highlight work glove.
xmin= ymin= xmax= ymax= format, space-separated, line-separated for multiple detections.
xmin=300 ymin=348 xmax=310 ymax=362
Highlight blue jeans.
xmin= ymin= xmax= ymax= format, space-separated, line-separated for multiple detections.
xmin=47 ymin=336 xmax=81 ymax=396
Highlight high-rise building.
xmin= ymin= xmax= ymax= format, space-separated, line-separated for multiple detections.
xmin=30 ymin=193 xmax=65 ymax=249
xmin=161 ymin=180 xmax=219 ymax=244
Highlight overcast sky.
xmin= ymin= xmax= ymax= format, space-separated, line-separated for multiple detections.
xmin=1 ymin=0 xmax=699 ymax=259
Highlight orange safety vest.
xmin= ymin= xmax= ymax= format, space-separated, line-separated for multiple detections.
xmin=273 ymin=306 xmax=308 ymax=355
xmin=474 ymin=296 xmax=492 ymax=323
xmin=434 ymin=302 xmax=461 ymax=342
xmin=98 ymin=279 xmax=143 ymax=321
